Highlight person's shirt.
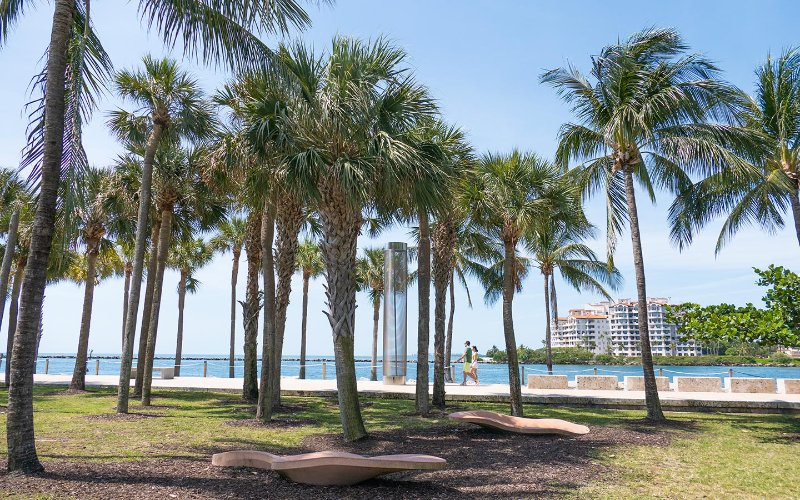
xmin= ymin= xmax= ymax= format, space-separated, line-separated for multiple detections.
xmin=472 ymin=354 xmax=479 ymax=366
xmin=465 ymin=348 xmax=472 ymax=363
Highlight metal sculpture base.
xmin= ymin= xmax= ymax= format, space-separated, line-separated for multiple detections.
xmin=383 ymin=376 xmax=406 ymax=385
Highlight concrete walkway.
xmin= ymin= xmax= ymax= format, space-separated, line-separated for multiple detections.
xmin=33 ymin=374 xmax=800 ymax=413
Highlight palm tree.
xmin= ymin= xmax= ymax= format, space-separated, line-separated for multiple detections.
xmin=295 ymin=239 xmax=323 ymax=379
xmin=2 ymin=0 xmax=311 ymax=472
xmin=168 ymin=237 xmax=213 ymax=376
xmin=0 ymin=170 xmax=28 ymax=341
xmin=541 ymin=28 xmax=754 ymax=422
xmin=242 ymin=210 xmax=262 ymax=401
xmin=252 ymin=38 xmax=439 ymax=440
xmin=69 ymin=167 xmax=132 ymax=390
xmin=465 ymin=151 xmax=575 ymax=416
xmin=141 ymin=146 xmax=223 ymax=405
xmin=356 ymin=248 xmax=385 ymax=382
xmin=107 ymin=56 xmax=215 ymax=411
xmin=210 ymin=216 xmax=247 ymax=378
xmin=670 ymin=47 xmax=800 ymax=251
xmin=526 ymin=216 xmax=622 ymax=373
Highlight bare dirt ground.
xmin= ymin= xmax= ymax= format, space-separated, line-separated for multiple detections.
xmin=0 ymin=420 xmax=684 ymax=499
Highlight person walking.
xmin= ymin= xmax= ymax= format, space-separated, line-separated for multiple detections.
xmin=469 ymin=345 xmax=479 ymax=385
xmin=455 ymin=340 xmax=472 ymax=385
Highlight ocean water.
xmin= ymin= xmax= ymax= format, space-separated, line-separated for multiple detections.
xmin=28 ymin=354 xmax=800 ymax=384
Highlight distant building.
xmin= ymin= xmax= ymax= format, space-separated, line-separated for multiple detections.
xmin=553 ymin=298 xmax=700 ymax=356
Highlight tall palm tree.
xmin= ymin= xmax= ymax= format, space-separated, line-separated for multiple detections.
xmin=465 ymin=151 xmax=574 ymax=416
xmin=526 ymin=217 xmax=622 ymax=373
xmin=107 ymin=56 xmax=215 ymax=411
xmin=241 ymin=210 xmax=262 ymax=401
xmin=69 ymin=167 xmax=132 ymax=390
xmin=168 ymin=237 xmax=213 ymax=376
xmin=541 ymin=28 xmax=754 ymax=422
xmin=295 ymin=239 xmax=324 ymax=379
xmin=670 ymin=47 xmax=800 ymax=251
xmin=254 ymin=38 xmax=439 ymax=440
xmin=356 ymin=248 xmax=385 ymax=382
xmin=2 ymin=0 xmax=311 ymax=472
xmin=210 ymin=216 xmax=247 ymax=378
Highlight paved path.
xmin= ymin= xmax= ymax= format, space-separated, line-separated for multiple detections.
xmin=34 ymin=374 xmax=800 ymax=413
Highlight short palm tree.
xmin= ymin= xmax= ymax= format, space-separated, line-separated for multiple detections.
xmin=108 ymin=56 xmax=216 ymax=411
xmin=69 ymin=168 xmax=132 ymax=390
xmin=670 ymin=47 xmax=800 ymax=251
xmin=465 ymin=151 xmax=575 ymax=416
xmin=356 ymin=248 xmax=385 ymax=382
xmin=210 ymin=216 xmax=247 ymax=378
xmin=168 ymin=237 xmax=214 ymax=376
xmin=526 ymin=217 xmax=622 ymax=373
xmin=295 ymin=239 xmax=324 ymax=379
xmin=541 ymin=28 xmax=753 ymax=422
xmin=265 ymin=38 xmax=439 ymax=440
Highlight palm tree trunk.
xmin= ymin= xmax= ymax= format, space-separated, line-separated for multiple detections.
xmin=502 ymin=239 xmax=523 ymax=416
xmin=272 ymin=197 xmax=303 ymax=406
xmin=0 ymin=208 xmax=20 ymax=337
xmin=70 ymin=243 xmax=100 ymax=390
xmin=134 ymin=221 xmax=160 ymax=397
xmin=623 ymin=169 xmax=665 ymax=422
xmin=7 ymin=0 xmax=74 ymax=473
xmin=431 ymin=217 xmax=455 ymax=409
xmin=445 ymin=271 xmax=455 ymax=383
xmin=415 ymin=211 xmax=431 ymax=415
xmin=242 ymin=210 xmax=261 ymax=401
xmin=174 ymin=270 xmax=187 ymax=376
xmin=299 ymin=272 xmax=310 ymax=380
xmin=543 ymin=272 xmax=553 ymax=374
xmin=257 ymin=201 xmax=276 ymax=420
xmin=370 ymin=296 xmax=380 ymax=381
xmin=5 ymin=258 xmax=26 ymax=386
xmin=318 ymin=183 xmax=367 ymax=441
xmin=121 ymin=261 xmax=132 ymax=350
xmin=229 ymin=247 xmax=241 ymax=379
xmin=789 ymin=187 xmax=800 ymax=248
xmin=117 ymin=118 xmax=166 ymax=414
xmin=550 ymin=273 xmax=559 ymax=330
xmin=141 ymin=208 xmax=174 ymax=406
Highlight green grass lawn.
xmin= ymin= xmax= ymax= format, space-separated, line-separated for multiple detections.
xmin=1 ymin=386 xmax=798 ymax=499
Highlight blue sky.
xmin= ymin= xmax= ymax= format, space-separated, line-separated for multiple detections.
xmin=0 ymin=1 xmax=798 ymax=357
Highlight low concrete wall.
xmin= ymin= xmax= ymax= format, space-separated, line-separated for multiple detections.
xmin=576 ymin=375 xmax=619 ymax=390
xmin=675 ymin=376 xmax=722 ymax=393
xmin=527 ymin=374 xmax=569 ymax=390
xmin=779 ymin=379 xmax=800 ymax=394
xmin=729 ymin=377 xmax=776 ymax=394
xmin=624 ymin=376 xmax=670 ymax=391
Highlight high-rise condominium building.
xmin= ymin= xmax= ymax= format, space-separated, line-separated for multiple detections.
xmin=553 ymin=298 xmax=700 ymax=356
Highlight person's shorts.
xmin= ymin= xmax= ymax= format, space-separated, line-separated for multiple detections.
xmin=463 ymin=362 xmax=471 ymax=373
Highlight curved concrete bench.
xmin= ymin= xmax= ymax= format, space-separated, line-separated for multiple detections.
xmin=448 ymin=410 xmax=589 ymax=436
xmin=212 ymin=450 xmax=446 ymax=486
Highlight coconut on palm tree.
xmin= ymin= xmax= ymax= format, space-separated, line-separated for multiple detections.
xmin=356 ymin=248 xmax=385 ymax=382
xmin=670 ymin=47 xmax=800 ymax=251
xmin=210 ymin=216 xmax=246 ymax=378
xmin=295 ymin=239 xmax=324 ymax=379
xmin=168 ymin=237 xmax=213 ymax=376
xmin=541 ymin=28 xmax=754 ymax=422
xmin=464 ymin=151 xmax=575 ymax=416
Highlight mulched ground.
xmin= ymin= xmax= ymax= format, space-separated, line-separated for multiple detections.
xmin=0 ymin=418 xmax=685 ymax=499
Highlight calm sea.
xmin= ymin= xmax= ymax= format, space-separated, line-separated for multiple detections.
xmin=28 ymin=354 xmax=800 ymax=383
